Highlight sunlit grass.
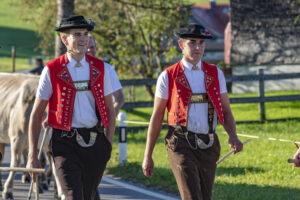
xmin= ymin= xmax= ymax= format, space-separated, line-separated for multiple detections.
xmin=107 ymin=90 xmax=300 ymax=199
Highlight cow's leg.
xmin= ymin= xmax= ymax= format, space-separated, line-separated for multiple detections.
xmin=2 ymin=137 xmax=21 ymax=200
xmin=39 ymin=152 xmax=48 ymax=191
xmin=21 ymin=149 xmax=31 ymax=183
xmin=0 ymin=143 xmax=5 ymax=191
xmin=46 ymin=152 xmax=53 ymax=185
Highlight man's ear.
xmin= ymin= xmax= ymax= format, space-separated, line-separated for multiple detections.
xmin=61 ymin=34 xmax=68 ymax=46
xmin=178 ymin=39 xmax=184 ymax=50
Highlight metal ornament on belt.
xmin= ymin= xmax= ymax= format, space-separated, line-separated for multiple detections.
xmin=184 ymin=132 xmax=214 ymax=150
xmin=75 ymin=130 xmax=98 ymax=148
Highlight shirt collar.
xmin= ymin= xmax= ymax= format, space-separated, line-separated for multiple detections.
xmin=66 ymin=52 xmax=86 ymax=68
xmin=181 ymin=59 xmax=202 ymax=71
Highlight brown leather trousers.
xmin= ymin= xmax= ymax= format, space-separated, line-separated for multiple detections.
xmin=165 ymin=126 xmax=221 ymax=200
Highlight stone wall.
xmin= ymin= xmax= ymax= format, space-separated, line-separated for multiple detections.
xmin=230 ymin=0 xmax=300 ymax=66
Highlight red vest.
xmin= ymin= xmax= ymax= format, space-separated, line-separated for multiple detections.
xmin=46 ymin=54 xmax=108 ymax=131
xmin=166 ymin=61 xmax=224 ymax=127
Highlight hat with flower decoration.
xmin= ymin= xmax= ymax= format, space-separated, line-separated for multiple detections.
xmin=176 ymin=23 xmax=212 ymax=39
xmin=55 ymin=15 xmax=95 ymax=32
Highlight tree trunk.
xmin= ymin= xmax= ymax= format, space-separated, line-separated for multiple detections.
xmin=55 ymin=0 xmax=74 ymax=57
xmin=144 ymin=85 xmax=154 ymax=99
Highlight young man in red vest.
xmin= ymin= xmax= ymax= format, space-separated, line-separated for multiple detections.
xmin=142 ymin=23 xmax=243 ymax=200
xmin=27 ymin=16 xmax=115 ymax=200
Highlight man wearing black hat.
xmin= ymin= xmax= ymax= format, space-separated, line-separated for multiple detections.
xmin=27 ymin=16 xmax=115 ymax=200
xmin=142 ymin=23 xmax=243 ymax=200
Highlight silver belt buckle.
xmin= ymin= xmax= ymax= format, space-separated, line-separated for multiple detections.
xmin=76 ymin=131 xmax=97 ymax=148
xmin=196 ymin=133 xmax=214 ymax=149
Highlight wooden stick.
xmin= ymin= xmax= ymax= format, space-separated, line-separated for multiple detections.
xmin=216 ymin=139 xmax=251 ymax=165
xmin=288 ymin=159 xmax=300 ymax=164
xmin=0 ymin=167 xmax=45 ymax=173
xmin=35 ymin=179 xmax=39 ymax=200
xmin=293 ymin=141 xmax=299 ymax=149
xmin=27 ymin=127 xmax=49 ymax=200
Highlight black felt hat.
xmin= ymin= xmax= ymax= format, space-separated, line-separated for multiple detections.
xmin=176 ymin=23 xmax=212 ymax=39
xmin=55 ymin=15 xmax=95 ymax=32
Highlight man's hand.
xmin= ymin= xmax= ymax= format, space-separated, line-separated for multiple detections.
xmin=228 ymin=136 xmax=243 ymax=154
xmin=293 ymin=148 xmax=300 ymax=167
xmin=142 ymin=97 xmax=167 ymax=178
xmin=26 ymin=155 xmax=41 ymax=182
xmin=142 ymin=157 xmax=154 ymax=178
xmin=104 ymin=132 xmax=113 ymax=146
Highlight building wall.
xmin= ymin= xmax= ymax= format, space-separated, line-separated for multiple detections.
xmin=230 ymin=0 xmax=300 ymax=66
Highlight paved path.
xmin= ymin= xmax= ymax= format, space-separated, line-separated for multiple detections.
xmin=1 ymin=144 xmax=180 ymax=200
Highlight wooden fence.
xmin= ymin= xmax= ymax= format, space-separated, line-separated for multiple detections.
xmin=120 ymin=68 xmax=300 ymax=125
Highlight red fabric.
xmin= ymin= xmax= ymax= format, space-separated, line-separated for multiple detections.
xmin=202 ymin=61 xmax=224 ymax=124
xmin=46 ymin=54 xmax=108 ymax=131
xmin=166 ymin=61 xmax=224 ymax=127
xmin=166 ymin=61 xmax=191 ymax=126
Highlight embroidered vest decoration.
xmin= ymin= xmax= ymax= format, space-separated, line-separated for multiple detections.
xmin=202 ymin=61 xmax=224 ymax=124
xmin=166 ymin=61 xmax=224 ymax=129
xmin=46 ymin=54 xmax=109 ymax=131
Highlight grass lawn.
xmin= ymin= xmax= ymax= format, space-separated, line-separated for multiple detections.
xmin=0 ymin=0 xmax=42 ymax=71
xmin=106 ymin=90 xmax=300 ymax=200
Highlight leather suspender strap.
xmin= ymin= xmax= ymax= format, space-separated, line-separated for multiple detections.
xmin=208 ymin=99 xmax=215 ymax=134
xmin=95 ymin=104 xmax=103 ymax=128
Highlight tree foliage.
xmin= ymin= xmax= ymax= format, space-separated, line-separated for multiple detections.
xmin=78 ymin=0 xmax=189 ymax=76
xmin=16 ymin=0 xmax=57 ymax=56
xmin=76 ymin=0 xmax=190 ymax=96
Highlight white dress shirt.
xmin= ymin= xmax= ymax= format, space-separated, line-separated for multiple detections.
xmin=36 ymin=53 xmax=113 ymax=128
xmin=155 ymin=59 xmax=227 ymax=134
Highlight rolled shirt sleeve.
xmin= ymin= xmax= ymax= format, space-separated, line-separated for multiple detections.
xmin=218 ymin=68 xmax=227 ymax=94
xmin=106 ymin=64 xmax=122 ymax=93
xmin=36 ymin=66 xmax=53 ymax=100
xmin=155 ymin=71 xmax=169 ymax=100
xmin=104 ymin=63 xmax=113 ymax=96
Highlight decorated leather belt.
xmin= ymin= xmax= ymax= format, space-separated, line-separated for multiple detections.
xmin=170 ymin=126 xmax=214 ymax=150
xmin=190 ymin=93 xmax=209 ymax=104
xmin=73 ymin=80 xmax=90 ymax=91
xmin=55 ymin=123 xmax=104 ymax=148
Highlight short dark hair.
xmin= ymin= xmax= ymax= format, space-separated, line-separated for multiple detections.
xmin=36 ymin=58 xmax=43 ymax=64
